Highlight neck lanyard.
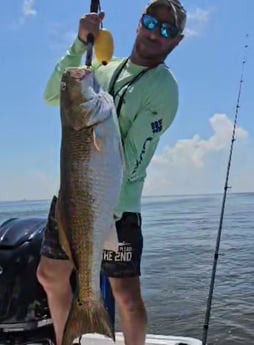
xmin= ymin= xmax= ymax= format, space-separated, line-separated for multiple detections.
xmin=108 ymin=58 xmax=156 ymax=116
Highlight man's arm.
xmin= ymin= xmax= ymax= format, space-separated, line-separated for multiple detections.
xmin=43 ymin=12 xmax=104 ymax=106
xmin=43 ymin=38 xmax=86 ymax=106
xmin=123 ymin=80 xmax=179 ymax=182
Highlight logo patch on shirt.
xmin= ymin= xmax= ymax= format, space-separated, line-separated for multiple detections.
xmin=151 ymin=119 xmax=163 ymax=133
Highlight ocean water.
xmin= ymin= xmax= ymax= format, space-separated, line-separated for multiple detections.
xmin=0 ymin=193 xmax=253 ymax=345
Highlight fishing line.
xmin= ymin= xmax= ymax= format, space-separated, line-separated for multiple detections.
xmin=202 ymin=34 xmax=249 ymax=345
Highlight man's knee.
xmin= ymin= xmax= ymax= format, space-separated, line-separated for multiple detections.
xmin=36 ymin=256 xmax=73 ymax=290
xmin=109 ymin=277 xmax=144 ymax=311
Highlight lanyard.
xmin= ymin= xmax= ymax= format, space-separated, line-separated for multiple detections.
xmin=108 ymin=58 xmax=156 ymax=117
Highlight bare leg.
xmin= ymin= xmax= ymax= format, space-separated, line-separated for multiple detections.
xmin=37 ymin=256 xmax=73 ymax=345
xmin=109 ymin=277 xmax=147 ymax=345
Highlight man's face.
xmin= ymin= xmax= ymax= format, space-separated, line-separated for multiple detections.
xmin=134 ymin=4 xmax=183 ymax=62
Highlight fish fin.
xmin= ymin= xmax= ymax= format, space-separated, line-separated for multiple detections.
xmin=93 ymin=128 xmax=103 ymax=151
xmin=62 ymin=297 xmax=115 ymax=345
xmin=55 ymin=197 xmax=74 ymax=264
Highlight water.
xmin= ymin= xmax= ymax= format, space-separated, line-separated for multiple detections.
xmin=0 ymin=193 xmax=253 ymax=345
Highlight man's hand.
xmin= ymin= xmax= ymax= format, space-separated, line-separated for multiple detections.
xmin=78 ymin=12 xmax=105 ymax=44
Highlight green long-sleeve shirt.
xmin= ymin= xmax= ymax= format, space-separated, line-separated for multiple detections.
xmin=44 ymin=37 xmax=179 ymax=216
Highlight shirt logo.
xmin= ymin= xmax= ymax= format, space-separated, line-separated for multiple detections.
xmin=131 ymin=137 xmax=153 ymax=177
xmin=151 ymin=119 xmax=163 ymax=133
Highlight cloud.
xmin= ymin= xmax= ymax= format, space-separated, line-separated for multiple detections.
xmin=7 ymin=0 xmax=38 ymax=29
xmin=185 ymin=8 xmax=210 ymax=37
xmin=0 ymin=114 xmax=252 ymax=201
xmin=144 ymin=114 xmax=253 ymax=196
xmin=23 ymin=0 xmax=37 ymax=17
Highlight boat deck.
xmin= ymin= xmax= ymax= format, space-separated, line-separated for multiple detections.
xmin=81 ymin=332 xmax=202 ymax=345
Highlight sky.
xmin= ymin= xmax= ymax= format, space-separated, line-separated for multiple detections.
xmin=0 ymin=0 xmax=253 ymax=201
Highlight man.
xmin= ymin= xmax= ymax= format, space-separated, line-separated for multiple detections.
xmin=37 ymin=1 xmax=187 ymax=345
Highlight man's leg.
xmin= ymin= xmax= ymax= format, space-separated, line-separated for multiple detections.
xmin=37 ymin=257 xmax=73 ymax=345
xmin=36 ymin=196 xmax=73 ymax=345
xmin=109 ymin=276 xmax=147 ymax=345
xmin=101 ymin=212 xmax=146 ymax=345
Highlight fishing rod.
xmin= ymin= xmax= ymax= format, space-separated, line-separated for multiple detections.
xmin=202 ymin=35 xmax=249 ymax=345
xmin=85 ymin=0 xmax=101 ymax=66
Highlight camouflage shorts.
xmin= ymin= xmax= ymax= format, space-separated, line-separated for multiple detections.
xmin=40 ymin=196 xmax=69 ymax=260
xmin=41 ymin=196 xmax=143 ymax=278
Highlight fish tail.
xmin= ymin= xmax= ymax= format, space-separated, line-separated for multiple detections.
xmin=61 ymin=297 xmax=115 ymax=345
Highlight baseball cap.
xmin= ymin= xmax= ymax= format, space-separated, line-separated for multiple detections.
xmin=145 ymin=0 xmax=187 ymax=34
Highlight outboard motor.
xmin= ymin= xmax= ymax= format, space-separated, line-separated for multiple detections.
xmin=0 ymin=217 xmax=55 ymax=345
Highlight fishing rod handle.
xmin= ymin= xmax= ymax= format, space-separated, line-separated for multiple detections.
xmin=86 ymin=33 xmax=94 ymax=67
xmin=90 ymin=0 xmax=100 ymax=12
xmin=85 ymin=0 xmax=100 ymax=66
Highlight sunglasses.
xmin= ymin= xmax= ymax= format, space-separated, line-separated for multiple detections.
xmin=141 ymin=13 xmax=178 ymax=39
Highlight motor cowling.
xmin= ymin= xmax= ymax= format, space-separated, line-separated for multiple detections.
xmin=0 ymin=217 xmax=52 ymax=333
